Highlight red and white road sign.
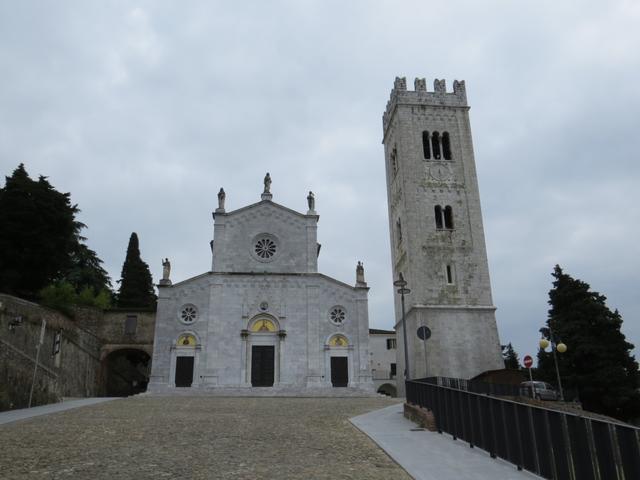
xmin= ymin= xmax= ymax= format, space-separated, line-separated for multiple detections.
xmin=523 ymin=355 xmax=533 ymax=369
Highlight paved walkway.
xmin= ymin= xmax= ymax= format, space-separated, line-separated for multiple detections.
xmin=350 ymin=403 xmax=541 ymax=480
xmin=0 ymin=396 xmax=408 ymax=479
xmin=0 ymin=397 xmax=117 ymax=425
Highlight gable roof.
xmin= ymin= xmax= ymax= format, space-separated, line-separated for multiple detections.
xmin=369 ymin=328 xmax=395 ymax=335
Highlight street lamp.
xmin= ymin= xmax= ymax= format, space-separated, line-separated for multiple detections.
xmin=539 ymin=325 xmax=567 ymax=401
xmin=394 ymin=273 xmax=411 ymax=381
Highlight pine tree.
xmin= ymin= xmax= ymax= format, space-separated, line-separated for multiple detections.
xmin=64 ymin=242 xmax=112 ymax=294
xmin=538 ymin=265 xmax=640 ymax=421
xmin=117 ymin=232 xmax=156 ymax=309
xmin=0 ymin=164 xmax=112 ymax=303
xmin=502 ymin=343 xmax=520 ymax=370
xmin=0 ymin=164 xmax=81 ymax=298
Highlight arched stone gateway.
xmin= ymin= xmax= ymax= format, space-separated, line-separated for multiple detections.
xmin=101 ymin=348 xmax=151 ymax=397
xmin=377 ymin=383 xmax=397 ymax=397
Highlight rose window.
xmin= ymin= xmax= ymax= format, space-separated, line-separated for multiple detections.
xmin=330 ymin=307 xmax=346 ymax=325
xmin=181 ymin=306 xmax=197 ymax=323
xmin=255 ymin=238 xmax=277 ymax=259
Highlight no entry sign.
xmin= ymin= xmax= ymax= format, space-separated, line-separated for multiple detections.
xmin=417 ymin=326 xmax=431 ymax=340
xmin=523 ymin=355 xmax=533 ymax=369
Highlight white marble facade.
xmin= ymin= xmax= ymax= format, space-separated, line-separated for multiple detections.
xmin=148 ymin=183 xmax=373 ymax=393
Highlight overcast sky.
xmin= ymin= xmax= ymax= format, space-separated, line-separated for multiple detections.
xmin=1 ymin=1 xmax=639 ymax=363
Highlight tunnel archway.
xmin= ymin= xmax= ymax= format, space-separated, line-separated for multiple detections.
xmin=377 ymin=383 xmax=397 ymax=397
xmin=103 ymin=348 xmax=151 ymax=397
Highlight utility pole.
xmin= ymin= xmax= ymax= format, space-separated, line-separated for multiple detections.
xmin=28 ymin=318 xmax=46 ymax=408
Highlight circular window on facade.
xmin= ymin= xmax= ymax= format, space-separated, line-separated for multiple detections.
xmin=329 ymin=306 xmax=346 ymax=326
xmin=251 ymin=234 xmax=279 ymax=263
xmin=179 ymin=304 xmax=198 ymax=324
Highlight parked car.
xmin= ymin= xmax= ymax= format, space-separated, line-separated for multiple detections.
xmin=520 ymin=381 xmax=559 ymax=401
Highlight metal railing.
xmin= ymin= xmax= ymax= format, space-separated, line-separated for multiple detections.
xmin=407 ymin=378 xmax=640 ymax=480
xmin=421 ymin=376 xmax=522 ymax=396
xmin=419 ymin=376 xmax=578 ymax=400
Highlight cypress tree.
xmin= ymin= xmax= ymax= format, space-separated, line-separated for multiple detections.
xmin=117 ymin=232 xmax=156 ymax=309
xmin=538 ymin=265 xmax=640 ymax=421
xmin=502 ymin=343 xmax=520 ymax=370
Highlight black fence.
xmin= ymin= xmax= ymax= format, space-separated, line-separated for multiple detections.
xmin=407 ymin=378 xmax=640 ymax=480
xmin=421 ymin=376 xmax=522 ymax=397
xmin=419 ymin=376 xmax=579 ymax=400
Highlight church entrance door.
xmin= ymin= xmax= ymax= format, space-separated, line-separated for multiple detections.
xmin=251 ymin=346 xmax=275 ymax=387
xmin=175 ymin=356 xmax=194 ymax=387
xmin=331 ymin=357 xmax=348 ymax=387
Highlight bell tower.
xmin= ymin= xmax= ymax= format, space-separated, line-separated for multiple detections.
xmin=383 ymin=77 xmax=503 ymax=393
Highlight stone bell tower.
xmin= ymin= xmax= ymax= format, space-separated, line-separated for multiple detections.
xmin=382 ymin=77 xmax=503 ymax=394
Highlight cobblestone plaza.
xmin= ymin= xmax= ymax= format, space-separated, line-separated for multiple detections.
xmin=0 ymin=396 xmax=409 ymax=479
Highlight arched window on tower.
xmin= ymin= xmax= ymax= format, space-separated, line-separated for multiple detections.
xmin=396 ymin=218 xmax=403 ymax=244
xmin=445 ymin=264 xmax=455 ymax=284
xmin=434 ymin=205 xmax=443 ymax=230
xmin=432 ymin=131 xmax=441 ymax=159
xmin=390 ymin=146 xmax=398 ymax=175
xmin=442 ymin=132 xmax=452 ymax=160
xmin=444 ymin=206 xmax=454 ymax=229
xmin=422 ymin=131 xmax=431 ymax=159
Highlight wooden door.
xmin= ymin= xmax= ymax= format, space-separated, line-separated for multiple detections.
xmin=251 ymin=346 xmax=275 ymax=387
xmin=331 ymin=356 xmax=348 ymax=387
xmin=175 ymin=356 xmax=194 ymax=387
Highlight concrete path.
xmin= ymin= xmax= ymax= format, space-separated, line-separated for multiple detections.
xmin=0 ymin=397 xmax=118 ymax=425
xmin=350 ymin=403 xmax=541 ymax=480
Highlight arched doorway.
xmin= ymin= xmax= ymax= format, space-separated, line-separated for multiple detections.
xmin=171 ymin=332 xmax=199 ymax=388
xmin=325 ymin=334 xmax=352 ymax=388
xmin=242 ymin=315 xmax=283 ymax=387
xmin=377 ymin=383 xmax=397 ymax=397
xmin=103 ymin=348 xmax=151 ymax=397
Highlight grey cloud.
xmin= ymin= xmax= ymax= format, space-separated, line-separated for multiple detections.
xmin=1 ymin=0 xmax=638 ymax=363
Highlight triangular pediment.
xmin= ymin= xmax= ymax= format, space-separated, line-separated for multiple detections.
xmin=218 ymin=199 xmax=318 ymax=221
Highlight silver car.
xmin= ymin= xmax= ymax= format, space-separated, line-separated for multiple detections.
xmin=520 ymin=381 xmax=559 ymax=401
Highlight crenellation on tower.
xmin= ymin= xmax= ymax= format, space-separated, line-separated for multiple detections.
xmin=394 ymin=76 xmax=407 ymax=91
xmin=382 ymin=77 xmax=469 ymax=140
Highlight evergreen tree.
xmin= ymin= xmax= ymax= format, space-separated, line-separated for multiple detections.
xmin=538 ymin=265 xmax=640 ymax=421
xmin=64 ymin=242 xmax=112 ymax=294
xmin=0 ymin=164 xmax=112 ymax=303
xmin=117 ymin=232 xmax=156 ymax=309
xmin=502 ymin=343 xmax=520 ymax=370
xmin=0 ymin=164 xmax=81 ymax=298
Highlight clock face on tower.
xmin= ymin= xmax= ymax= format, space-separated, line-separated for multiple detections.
xmin=428 ymin=162 xmax=453 ymax=182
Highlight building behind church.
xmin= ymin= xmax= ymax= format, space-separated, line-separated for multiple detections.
xmin=148 ymin=179 xmax=374 ymax=394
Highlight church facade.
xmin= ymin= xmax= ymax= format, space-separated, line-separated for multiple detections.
xmin=148 ymin=179 xmax=373 ymax=394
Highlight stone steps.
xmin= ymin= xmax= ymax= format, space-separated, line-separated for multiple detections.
xmin=146 ymin=385 xmax=379 ymax=397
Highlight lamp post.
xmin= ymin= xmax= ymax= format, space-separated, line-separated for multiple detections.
xmin=539 ymin=325 xmax=567 ymax=401
xmin=394 ymin=273 xmax=411 ymax=381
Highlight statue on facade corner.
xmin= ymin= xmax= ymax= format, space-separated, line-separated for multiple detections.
xmin=356 ymin=261 xmax=366 ymax=284
xmin=162 ymin=258 xmax=171 ymax=281
xmin=307 ymin=191 xmax=315 ymax=211
xmin=263 ymin=173 xmax=272 ymax=193
xmin=217 ymin=188 xmax=226 ymax=210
